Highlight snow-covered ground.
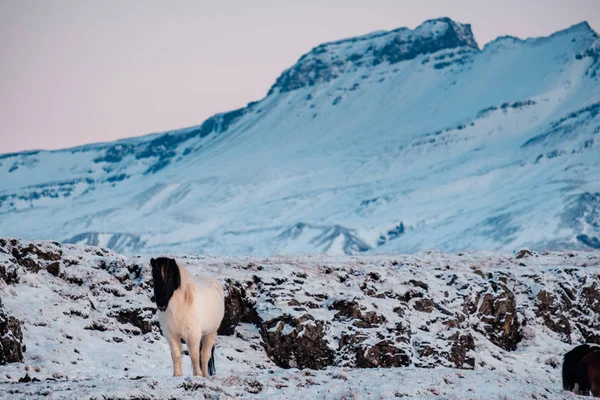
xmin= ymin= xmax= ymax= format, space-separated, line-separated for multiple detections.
xmin=0 ymin=18 xmax=599 ymax=256
xmin=1 ymin=238 xmax=599 ymax=399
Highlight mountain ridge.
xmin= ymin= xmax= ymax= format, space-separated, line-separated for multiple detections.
xmin=2 ymin=18 xmax=597 ymax=158
xmin=1 ymin=17 xmax=599 ymax=256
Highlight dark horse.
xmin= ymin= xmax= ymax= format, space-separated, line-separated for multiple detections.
xmin=563 ymin=343 xmax=600 ymax=396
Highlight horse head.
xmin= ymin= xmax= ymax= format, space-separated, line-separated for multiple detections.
xmin=151 ymin=257 xmax=181 ymax=312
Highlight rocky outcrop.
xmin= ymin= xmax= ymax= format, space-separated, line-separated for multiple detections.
xmin=269 ymin=18 xmax=478 ymax=94
xmin=110 ymin=308 xmax=156 ymax=335
xmin=474 ymin=282 xmax=522 ymax=351
xmin=0 ymin=240 xmax=19 ymax=284
xmin=0 ymin=298 xmax=24 ymax=364
xmin=260 ymin=314 xmax=333 ymax=370
xmin=1 ymin=238 xmax=63 ymax=277
xmin=578 ymin=281 xmax=600 ymax=342
xmin=534 ymin=290 xmax=572 ymax=341
xmin=210 ymin=252 xmax=600 ymax=370
xmin=218 ymin=279 xmax=261 ymax=336
xmin=354 ymin=340 xmax=410 ymax=368
xmin=330 ymin=299 xmax=386 ymax=328
xmin=1 ymin=238 xmax=600 ymax=374
xmin=449 ymin=332 xmax=476 ymax=369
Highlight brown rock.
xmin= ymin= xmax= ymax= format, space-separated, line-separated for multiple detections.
xmin=476 ymin=283 xmax=522 ymax=351
xmin=0 ymin=261 xmax=19 ymax=285
xmin=218 ymin=280 xmax=260 ymax=336
xmin=0 ymin=299 xmax=24 ymax=364
xmin=260 ymin=314 xmax=333 ymax=370
xmin=413 ymin=298 xmax=435 ymax=313
xmin=330 ymin=300 xmax=385 ymax=328
xmin=449 ymin=332 xmax=475 ymax=369
xmin=535 ymin=290 xmax=571 ymax=341
xmin=330 ymin=299 xmax=362 ymax=320
xmin=354 ymin=340 xmax=410 ymax=368
xmin=21 ymin=243 xmax=62 ymax=261
xmin=111 ymin=308 xmax=155 ymax=335
xmin=582 ymin=283 xmax=600 ymax=314
xmin=515 ymin=249 xmax=533 ymax=259
xmin=46 ymin=262 xmax=60 ymax=277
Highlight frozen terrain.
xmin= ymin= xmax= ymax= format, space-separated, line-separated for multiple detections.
xmin=1 ymin=239 xmax=599 ymax=399
xmin=0 ymin=18 xmax=599 ymax=255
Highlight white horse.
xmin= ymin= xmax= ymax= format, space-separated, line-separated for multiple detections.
xmin=150 ymin=257 xmax=224 ymax=377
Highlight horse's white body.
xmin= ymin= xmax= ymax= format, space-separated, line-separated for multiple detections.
xmin=157 ymin=266 xmax=224 ymax=377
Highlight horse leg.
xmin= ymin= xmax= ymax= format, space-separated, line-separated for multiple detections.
xmin=590 ymin=368 xmax=600 ymax=397
xmin=167 ymin=335 xmax=183 ymax=377
xmin=187 ymin=334 xmax=202 ymax=376
xmin=200 ymin=331 xmax=217 ymax=378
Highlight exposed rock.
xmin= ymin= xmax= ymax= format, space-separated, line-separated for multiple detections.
xmin=46 ymin=261 xmax=60 ymax=277
xmin=413 ymin=298 xmax=435 ymax=313
xmin=269 ymin=18 xmax=477 ymax=94
xmin=20 ymin=242 xmax=62 ymax=262
xmin=3 ymin=240 xmax=63 ymax=275
xmin=18 ymin=374 xmax=39 ymax=383
xmin=84 ymin=319 xmax=110 ymax=332
xmin=582 ymin=282 xmax=600 ymax=314
xmin=354 ymin=340 xmax=410 ymax=368
xmin=218 ymin=279 xmax=261 ymax=335
xmin=409 ymin=280 xmax=429 ymax=291
xmin=0 ymin=259 xmax=19 ymax=284
xmin=0 ymin=298 xmax=24 ymax=364
xmin=516 ymin=249 xmax=533 ymax=259
xmin=111 ymin=308 xmax=156 ymax=335
xmin=475 ymin=283 xmax=522 ymax=350
xmin=354 ymin=311 xmax=386 ymax=328
xmin=449 ymin=332 xmax=475 ymax=369
xmin=330 ymin=299 xmax=385 ymax=328
xmin=260 ymin=314 xmax=333 ymax=369
xmin=535 ymin=290 xmax=572 ymax=341
xmin=330 ymin=300 xmax=361 ymax=320
xmin=577 ymin=282 xmax=600 ymax=342
xmin=10 ymin=247 xmax=41 ymax=273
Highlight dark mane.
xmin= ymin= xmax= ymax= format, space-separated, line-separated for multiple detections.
xmin=151 ymin=257 xmax=181 ymax=311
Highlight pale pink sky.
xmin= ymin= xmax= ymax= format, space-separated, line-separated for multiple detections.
xmin=1 ymin=0 xmax=599 ymax=154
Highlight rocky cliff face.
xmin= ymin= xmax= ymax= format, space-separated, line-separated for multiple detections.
xmin=0 ymin=298 xmax=24 ymax=365
xmin=268 ymin=18 xmax=478 ymax=94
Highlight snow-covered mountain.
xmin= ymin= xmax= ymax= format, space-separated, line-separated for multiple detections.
xmin=1 ymin=18 xmax=599 ymax=255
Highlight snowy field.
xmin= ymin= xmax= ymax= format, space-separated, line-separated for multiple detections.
xmin=1 ymin=238 xmax=599 ymax=399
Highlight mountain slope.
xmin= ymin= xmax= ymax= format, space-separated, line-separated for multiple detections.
xmin=1 ymin=18 xmax=599 ymax=255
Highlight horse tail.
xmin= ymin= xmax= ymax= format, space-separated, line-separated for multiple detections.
xmin=208 ymin=345 xmax=216 ymax=376
xmin=563 ymin=344 xmax=600 ymax=391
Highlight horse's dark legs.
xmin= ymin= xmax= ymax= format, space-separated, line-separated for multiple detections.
xmin=208 ymin=345 xmax=216 ymax=376
xmin=200 ymin=331 xmax=217 ymax=377
xmin=576 ymin=359 xmax=591 ymax=395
